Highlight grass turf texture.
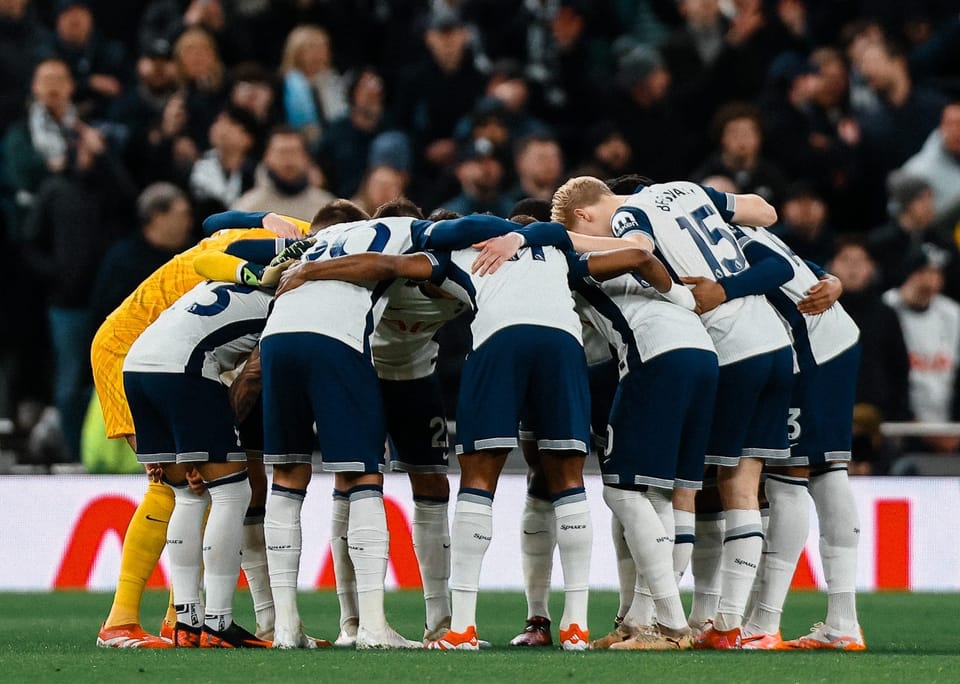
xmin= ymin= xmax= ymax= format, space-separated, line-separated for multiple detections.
xmin=0 ymin=591 xmax=957 ymax=682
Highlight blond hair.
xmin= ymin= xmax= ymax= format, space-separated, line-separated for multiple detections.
xmin=551 ymin=176 xmax=613 ymax=227
xmin=281 ymin=25 xmax=331 ymax=75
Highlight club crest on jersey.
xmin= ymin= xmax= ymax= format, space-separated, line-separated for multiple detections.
xmin=613 ymin=211 xmax=639 ymax=234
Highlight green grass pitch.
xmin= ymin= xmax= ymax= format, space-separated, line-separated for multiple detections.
xmin=1 ymin=590 xmax=958 ymax=682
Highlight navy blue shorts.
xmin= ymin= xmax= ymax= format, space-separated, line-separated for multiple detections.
xmin=123 ymin=371 xmax=244 ymax=464
xmin=456 ymin=325 xmax=590 ymax=455
xmin=381 ymin=373 xmax=449 ymax=473
xmin=237 ymin=395 xmax=264 ymax=454
xmin=786 ymin=343 xmax=860 ymax=466
xmin=261 ymin=333 xmax=385 ymax=473
xmin=603 ymin=348 xmax=718 ymax=489
xmin=589 ymin=359 xmax=619 ymax=454
xmin=706 ymin=346 xmax=793 ymax=467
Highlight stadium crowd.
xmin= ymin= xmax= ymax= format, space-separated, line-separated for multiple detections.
xmin=1 ymin=0 xmax=960 ymax=473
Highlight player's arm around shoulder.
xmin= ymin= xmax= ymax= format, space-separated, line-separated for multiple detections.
xmin=275 ymin=252 xmax=442 ymax=297
xmin=730 ymin=193 xmax=778 ymax=228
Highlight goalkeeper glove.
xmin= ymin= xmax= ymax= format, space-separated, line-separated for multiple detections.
xmin=268 ymin=237 xmax=316 ymax=267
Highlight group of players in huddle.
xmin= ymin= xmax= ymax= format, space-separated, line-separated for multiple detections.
xmin=92 ymin=172 xmax=866 ymax=652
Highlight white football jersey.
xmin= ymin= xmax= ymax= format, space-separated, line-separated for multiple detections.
xmin=262 ymin=217 xmax=426 ymax=354
xmin=569 ymin=255 xmax=715 ymax=377
xmin=436 ymin=245 xmax=582 ymax=350
xmin=124 ymin=280 xmax=272 ymax=381
xmin=612 ymin=181 xmax=790 ymax=365
xmin=736 ymin=226 xmax=859 ymax=367
xmin=582 ymin=320 xmax=613 ymax=366
xmin=372 ymin=279 xmax=469 ymax=380
xmin=883 ymin=289 xmax=960 ymax=422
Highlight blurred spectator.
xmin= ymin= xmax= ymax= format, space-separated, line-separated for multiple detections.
xmin=573 ymin=120 xmax=633 ymax=180
xmin=228 ymin=62 xmax=280 ymax=131
xmin=849 ymin=403 xmax=894 ymax=475
xmin=107 ymin=36 xmax=177 ymax=185
xmin=90 ymin=182 xmax=192 ymax=326
xmin=318 ymin=67 xmax=387 ymax=199
xmin=506 ymin=133 xmax=564 ymax=204
xmin=233 ymin=126 xmax=333 ymax=220
xmin=0 ymin=0 xmax=52 ymax=134
xmin=14 ymin=61 xmax=137 ymax=463
xmin=441 ymin=137 xmax=512 ymax=218
xmin=867 ymin=171 xmax=960 ymax=298
xmin=610 ymin=44 xmax=698 ymax=180
xmin=352 ymin=164 xmax=407 ymax=217
xmin=882 ymin=248 xmax=960 ymax=452
xmin=761 ymin=52 xmax=852 ymax=191
xmin=693 ymin=101 xmax=787 ymax=205
xmin=51 ymin=0 xmax=126 ymax=121
xmin=189 ymin=105 xmax=257 ymax=221
xmin=831 ymin=237 xmax=911 ymax=422
xmin=280 ymin=25 xmax=348 ymax=154
xmin=854 ymin=36 xmax=948 ymax=221
xmin=901 ymin=101 xmax=960 ymax=224
xmin=481 ymin=60 xmax=550 ymax=142
xmin=172 ymin=26 xmax=226 ymax=148
xmin=394 ymin=11 xmax=483 ymax=176
xmin=770 ymin=182 xmax=836 ymax=266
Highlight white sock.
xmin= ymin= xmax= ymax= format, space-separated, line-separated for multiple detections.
xmin=744 ymin=503 xmax=770 ymax=623
xmin=264 ymin=484 xmax=305 ymax=635
xmin=449 ymin=490 xmax=493 ymax=633
xmin=689 ymin=512 xmax=724 ymax=628
xmin=330 ymin=491 xmax=358 ymax=631
xmin=521 ymin=495 xmax=556 ymax=620
xmin=203 ymin=472 xmax=251 ymax=632
xmin=603 ymin=487 xmax=685 ymax=631
xmin=715 ymin=509 xmax=763 ymax=632
xmin=623 ymin=577 xmax=655 ymax=628
xmin=673 ymin=509 xmax=696 ymax=581
xmin=810 ymin=468 xmax=861 ymax=631
xmin=646 ymin=488 xmax=675 ymax=543
xmin=241 ymin=510 xmax=275 ymax=634
xmin=610 ymin=515 xmax=635 ymax=620
xmin=745 ymin=476 xmax=809 ymax=636
xmin=168 ymin=482 xmax=210 ymax=628
xmin=347 ymin=486 xmax=389 ymax=633
xmin=413 ymin=497 xmax=451 ymax=631
xmin=553 ymin=489 xmax=592 ymax=632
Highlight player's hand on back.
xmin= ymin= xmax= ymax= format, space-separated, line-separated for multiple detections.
xmin=275 ymin=260 xmax=310 ymax=297
xmin=681 ymin=276 xmax=725 ymax=314
xmin=797 ymin=274 xmax=842 ymax=315
xmin=471 ymin=233 xmax=524 ymax=276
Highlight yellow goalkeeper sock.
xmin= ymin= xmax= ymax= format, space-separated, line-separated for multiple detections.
xmin=104 ymin=481 xmax=175 ymax=628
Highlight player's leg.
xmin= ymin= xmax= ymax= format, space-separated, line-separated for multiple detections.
xmin=381 ymin=373 xmax=452 ymax=641
xmin=313 ymin=336 xmax=418 ymax=649
xmin=95 ymin=338 xmax=173 ymax=648
xmin=233 ymin=396 xmax=279 ymax=641
xmin=260 ymin=334 xmax=318 ymax=648
xmin=509 ymin=437 xmax=556 ymax=647
xmin=429 ymin=328 xmax=525 ymax=650
xmin=672 ymin=487 xmax=697 ymax=582
xmin=528 ymin=328 xmax=593 ymax=651
xmin=703 ymin=347 xmax=792 ymax=648
xmin=784 ymin=344 xmax=865 ymax=650
xmin=329 ymin=487 xmax=359 ymax=646
xmin=605 ymin=349 xmax=715 ymax=650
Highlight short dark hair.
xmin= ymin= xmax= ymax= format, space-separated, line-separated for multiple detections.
xmin=373 ymin=197 xmax=423 ymax=219
xmin=605 ymin=174 xmax=655 ymax=194
xmin=513 ymin=132 xmax=559 ymax=159
xmin=508 ymin=198 xmax=551 ymax=222
xmin=311 ymin=199 xmax=370 ymax=231
xmin=428 ymin=209 xmax=462 ymax=221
